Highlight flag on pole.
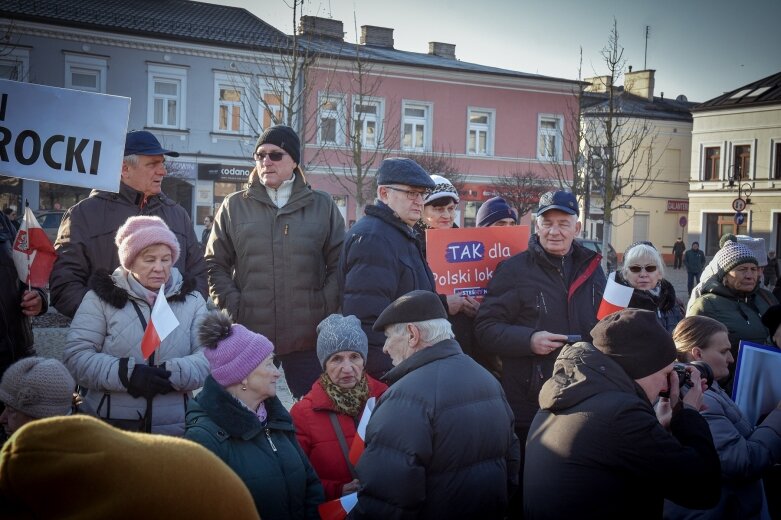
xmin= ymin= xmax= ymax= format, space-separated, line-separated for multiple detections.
xmin=348 ymin=396 xmax=376 ymax=465
xmin=596 ymin=271 xmax=634 ymax=320
xmin=140 ymin=285 xmax=180 ymax=359
xmin=12 ymin=206 xmax=56 ymax=287
xmin=318 ymin=492 xmax=357 ymax=520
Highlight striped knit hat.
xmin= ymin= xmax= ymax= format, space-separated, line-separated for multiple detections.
xmin=425 ymin=175 xmax=459 ymax=205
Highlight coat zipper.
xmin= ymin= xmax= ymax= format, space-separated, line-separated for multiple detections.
xmin=264 ymin=428 xmax=278 ymax=452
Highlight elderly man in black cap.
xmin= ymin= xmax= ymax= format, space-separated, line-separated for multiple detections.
xmin=474 ymin=189 xmax=606 ymax=513
xmin=523 ymin=309 xmax=721 ymax=519
xmin=351 ymin=290 xmax=519 ymax=519
xmin=50 ymin=130 xmax=207 ymax=318
xmin=338 ymin=157 xmax=439 ymax=378
xmin=206 ymin=124 xmax=345 ymax=398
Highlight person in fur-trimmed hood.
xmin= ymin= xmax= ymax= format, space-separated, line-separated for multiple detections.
xmin=64 ymin=216 xmax=209 ymax=436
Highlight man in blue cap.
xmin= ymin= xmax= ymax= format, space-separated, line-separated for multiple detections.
xmin=50 ymin=131 xmax=207 ymax=317
xmin=474 ymin=189 xmax=606 ymax=515
xmin=338 ymin=158 xmax=438 ymax=378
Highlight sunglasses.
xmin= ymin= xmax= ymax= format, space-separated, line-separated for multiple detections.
xmin=628 ymin=264 xmax=658 ymax=273
xmin=253 ymin=151 xmax=287 ymax=162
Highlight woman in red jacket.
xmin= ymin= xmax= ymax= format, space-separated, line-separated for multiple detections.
xmin=291 ymin=314 xmax=387 ymax=500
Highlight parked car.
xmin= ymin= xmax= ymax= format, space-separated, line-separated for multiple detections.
xmin=576 ymin=238 xmax=617 ymax=273
xmin=34 ymin=210 xmax=65 ymax=244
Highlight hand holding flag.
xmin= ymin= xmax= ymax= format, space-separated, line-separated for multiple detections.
xmin=140 ymin=285 xmax=180 ymax=359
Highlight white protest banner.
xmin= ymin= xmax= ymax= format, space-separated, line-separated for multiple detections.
xmin=732 ymin=340 xmax=781 ymax=426
xmin=0 ymin=78 xmax=130 ymax=193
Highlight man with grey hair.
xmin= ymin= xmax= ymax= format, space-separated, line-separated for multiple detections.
xmin=50 ymin=131 xmax=207 ymax=317
xmin=352 ymin=290 xmax=519 ymax=519
xmin=475 ymin=190 xmax=606 ymax=515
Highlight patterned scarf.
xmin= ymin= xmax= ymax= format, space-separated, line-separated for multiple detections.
xmin=319 ymin=372 xmax=370 ymax=418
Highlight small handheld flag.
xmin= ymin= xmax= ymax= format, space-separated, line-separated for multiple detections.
xmin=12 ymin=205 xmax=56 ymax=288
xmin=596 ymin=271 xmax=634 ymax=320
xmin=140 ymin=285 xmax=180 ymax=359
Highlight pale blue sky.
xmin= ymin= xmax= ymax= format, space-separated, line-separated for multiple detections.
xmin=207 ymin=0 xmax=780 ymax=102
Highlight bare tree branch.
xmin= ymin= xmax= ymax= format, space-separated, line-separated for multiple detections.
xmin=493 ymin=170 xmax=555 ymax=218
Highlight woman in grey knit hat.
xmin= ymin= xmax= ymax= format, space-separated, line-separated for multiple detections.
xmin=290 ymin=314 xmax=388 ymax=501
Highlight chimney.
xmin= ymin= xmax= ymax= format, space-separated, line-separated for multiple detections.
xmin=361 ymin=25 xmax=394 ymax=48
xmin=624 ymin=69 xmax=655 ymax=101
xmin=298 ymin=16 xmax=344 ymax=41
xmin=584 ymin=76 xmax=613 ymax=93
xmin=428 ymin=42 xmax=456 ymax=60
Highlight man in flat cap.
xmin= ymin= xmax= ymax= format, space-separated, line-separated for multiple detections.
xmin=338 ymin=158 xmax=438 ymax=378
xmin=474 ymin=189 xmax=606 ymax=513
xmin=351 ymin=290 xmax=519 ymax=519
xmin=50 ymin=130 xmax=207 ymax=318
xmin=523 ymin=309 xmax=720 ymax=519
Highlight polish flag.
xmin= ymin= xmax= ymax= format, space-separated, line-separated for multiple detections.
xmin=597 ymin=271 xmax=635 ymax=320
xmin=12 ymin=206 xmax=56 ymax=287
xmin=318 ymin=492 xmax=357 ymax=520
xmin=140 ymin=285 xmax=179 ymax=359
xmin=348 ymin=396 xmax=376 ymax=465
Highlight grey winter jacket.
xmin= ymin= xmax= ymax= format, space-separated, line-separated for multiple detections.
xmin=353 ymin=339 xmax=520 ymax=520
xmin=205 ymin=171 xmax=344 ymax=356
xmin=51 ymin=182 xmax=207 ymax=318
xmin=64 ymin=267 xmax=209 ymax=436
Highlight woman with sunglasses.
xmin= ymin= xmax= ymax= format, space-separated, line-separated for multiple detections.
xmin=205 ymin=125 xmax=346 ymax=399
xmin=616 ymin=242 xmax=684 ymax=332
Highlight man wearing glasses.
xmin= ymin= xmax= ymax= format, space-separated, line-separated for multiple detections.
xmin=474 ymin=190 xmax=606 ymax=515
xmin=338 ymin=158 xmax=438 ymax=378
xmin=206 ymin=125 xmax=345 ymax=398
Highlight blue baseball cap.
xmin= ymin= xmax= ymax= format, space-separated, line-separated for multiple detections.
xmin=124 ymin=131 xmax=179 ymax=157
xmin=537 ymin=190 xmax=578 ymax=216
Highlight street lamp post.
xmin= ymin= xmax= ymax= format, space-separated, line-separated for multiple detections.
xmin=727 ymin=164 xmax=752 ymax=234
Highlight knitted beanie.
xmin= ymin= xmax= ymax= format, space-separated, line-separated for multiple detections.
xmin=0 ymin=357 xmax=74 ymax=419
xmin=425 ymin=175 xmax=459 ymax=205
xmin=115 ymin=216 xmax=181 ymax=270
xmin=719 ymin=233 xmax=737 ymax=249
xmin=316 ymin=314 xmax=368 ymax=369
xmin=590 ymin=309 xmax=677 ymax=379
xmin=199 ymin=312 xmax=274 ymax=386
xmin=476 ymin=197 xmax=518 ymax=227
xmin=714 ymin=240 xmax=757 ymax=274
xmin=255 ymin=125 xmax=301 ymax=164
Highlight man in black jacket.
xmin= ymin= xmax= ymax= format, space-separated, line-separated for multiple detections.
xmin=353 ymin=290 xmax=519 ymax=519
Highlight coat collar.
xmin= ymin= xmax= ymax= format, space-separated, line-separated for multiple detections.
xmin=91 ymin=182 xmax=174 ymax=209
xmin=88 ymin=267 xmax=193 ymax=309
xmin=364 ymin=202 xmax=418 ymax=241
xmin=383 ymin=338 xmax=463 ymax=385
xmin=528 ymin=234 xmax=597 ymax=270
xmin=245 ymin=169 xmax=312 ymax=212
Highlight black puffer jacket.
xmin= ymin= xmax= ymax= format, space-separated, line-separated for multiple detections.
xmin=353 ymin=339 xmax=519 ymax=520
xmin=474 ymin=235 xmax=606 ymax=431
xmin=524 ymin=342 xmax=721 ymax=520
xmin=615 ymin=272 xmax=684 ymax=333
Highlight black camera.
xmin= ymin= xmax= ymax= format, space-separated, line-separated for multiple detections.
xmin=672 ymin=361 xmax=714 ymax=390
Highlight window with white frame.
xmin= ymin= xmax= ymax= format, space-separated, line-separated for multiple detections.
xmin=214 ymin=73 xmax=247 ymax=134
xmin=0 ymin=48 xmax=29 ymax=81
xmin=537 ymin=115 xmax=563 ymax=161
xmin=703 ymin=146 xmax=720 ymax=181
xmin=147 ymin=64 xmax=187 ymax=129
xmin=259 ymin=82 xmax=284 ymax=131
xmin=319 ymin=94 xmax=345 ymax=145
xmin=402 ymin=101 xmax=432 ymax=152
xmin=467 ymin=108 xmax=495 ymax=156
xmin=64 ymin=54 xmax=107 ymax=93
xmin=353 ymin=98 xmax=383 ymax=148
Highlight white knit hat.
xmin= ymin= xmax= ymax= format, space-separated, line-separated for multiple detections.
xmin=425 ymin=175 xmax=459 ymax=204
xmin=0 ymin=357 xmax=74 ymax=419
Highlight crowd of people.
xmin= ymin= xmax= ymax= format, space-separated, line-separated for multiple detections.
xmin=1 ymin=125 xmax=780 ymax=519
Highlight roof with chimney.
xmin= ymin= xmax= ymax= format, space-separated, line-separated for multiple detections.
xmin=692 ymin=71 xmax=781 ymax=112
xmin=0 ymin=0 xmax=288 ymax=50
xmin=581 ymin=90 xmax=698 ymax=122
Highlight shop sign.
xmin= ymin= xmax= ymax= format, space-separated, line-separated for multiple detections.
xmin=197 ymin=163 xmax=253 ymax=182
xmin=666 ymin=199 xmax=689 ymax=212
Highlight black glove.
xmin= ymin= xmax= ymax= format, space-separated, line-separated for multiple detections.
xmin=119 ymin=358 xmax=174 ymax=399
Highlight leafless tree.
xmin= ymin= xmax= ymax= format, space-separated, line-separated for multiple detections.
xmin=402 ymin=148 xmax=466 ymax=192
xmin=493 ymin=170 xmax=555 ymax=218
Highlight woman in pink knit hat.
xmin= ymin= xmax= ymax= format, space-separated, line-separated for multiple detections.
xmin=63 ymin=215 xmax=209 ymax=435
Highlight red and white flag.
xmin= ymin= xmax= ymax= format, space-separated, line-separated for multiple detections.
xmin=596 ymin=271 xmax=635 ymax=320
xmin=348 ymin=396 xmax=376 ymax=465
xmin=318 ymin=492 xmax=357 ymax=520
xmin=12 ymin=206 xmax=56 ymax=287
xmin=140 ymin=285 xmax=179 ymax=359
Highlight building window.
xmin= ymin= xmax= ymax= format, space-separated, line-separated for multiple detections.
xmin=402 ymin=101 xmax=432 ymax=152
xmin=147 ymin=64 xmax=187 ymax=129
xmin=0 ymin=48 xmax=29 ymax=81
xmin=467 ymin=108 xmax=495 ymax=156
xmin=214 ymin=73 xmax=246 ymax=134
xmin=64 ymin=54 xmax=107 ymax=93
xmin=353 ymin=98 xmax=383 ymax=148
xmin=733 ymin=144 xmax=751 ymax=180
xmin=259 ymin=82 xmax=284 ymax=131
xmin=319 ymin=94 xmax=345 ymax=145
xmin=775 ymin=142 xmax=781 ymax=180
xmin=703 ymin=146 xmax=720 ymax=181
xmin=537 ymin=115 xmax=563 ymax=161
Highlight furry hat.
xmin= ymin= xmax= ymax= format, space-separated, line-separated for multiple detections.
xmin=0 ymin=357 xmax=74 ymax=419
xmin=115 ymin=216 xmax=180 ymax=270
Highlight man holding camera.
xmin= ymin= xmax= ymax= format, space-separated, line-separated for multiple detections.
xmin=523 ymin=309 xmax=721 ymax=519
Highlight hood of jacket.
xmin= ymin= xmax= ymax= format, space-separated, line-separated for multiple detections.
xmin=700 ymin=275 xmax=761 ymax=300
xmin=88 ymin=267 xmax=194 ymax=309
xmin=538 ymin=342 xmax=646 ymax=412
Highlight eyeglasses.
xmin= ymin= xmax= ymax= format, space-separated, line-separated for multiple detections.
xmin=385 ymin=186 xmax=431 ymax=201
xmin=628 ymin=264 xmax=658 ymax=273
xmin=253 ymin=151 xmax=287 ymax=162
